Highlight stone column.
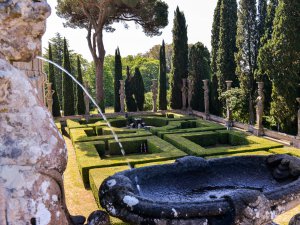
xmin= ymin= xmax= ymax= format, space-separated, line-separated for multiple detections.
xmin=84 ymin=81 xmax=90 ymax=116
xmin=119 ymin=80 xmax=125 ymax=113
xmin=181 ymin=78 xmax=187 ymax=110
xmin=187 ymin=77 xmax=193 ymax=111
xmin=151 ymin=79 xmax=158 ymax=112
xmin=225 ymin=80 xmax=233 ymax=128
xmin=45 ymin=82 xmax=54 ymax=114
xmin=254 ymin=82 xmax=264 ymax=136
xmin=203 ymin=79 xmax=210 ymax=120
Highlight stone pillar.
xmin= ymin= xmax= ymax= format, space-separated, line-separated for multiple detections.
xmin=45 ymin=82 xmax=54 ymax=114
xmin=187 ymin=77 xmax=193 ymax=111
xmin=151 ymin=79 xmax=158 ymax=112
xmin=119 ymin=80 xmax=125 ymax=113
xmin=254 ymin=82 xmax=264 ymax=136
xmin=181 ymin=78 xmax=187 ymax=110
xmin=202 ymin=79 xmax=210 ymax=120
xmin=225 ymin=80 xmax=233 ymax=128
xmin=84 ymin=81 xmax=90 ymax=116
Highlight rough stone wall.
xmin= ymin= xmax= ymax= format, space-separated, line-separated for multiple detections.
xmin=13 ymin=59 xmax=46 ymax=103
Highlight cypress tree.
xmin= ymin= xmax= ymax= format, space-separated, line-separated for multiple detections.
xmin=170 ymin=7 xmax=188 ymax=109
xmin=76 ymin=55 xmax=85 ymax=115
xmin=114 ymin=47 xmax=123 ymax=112
xmin=210 ymin=0 xmax=222 ymax=116
xmin=235 ymin=0 xmax=258 ymax=124
xmin=256 ymin=0 xmax=278 ymax=113
xmin=125 ymin=66 xmax=137 ymax=112
xmin=216 ymin=0 xmax=238 ymax=95
xmin=62 ymin=38 xmax=75 ymax=116
xmin=189 ymin=42 xmax=211 ymax=111
xmin=257 ymin=0 xmax=300 ymax=133
xmin=133 ymin=67 xmax=145 ymax=111
xmin=257 ymin=0 xmax=267 ymax=49
xmin=48 ymin=43 xmax=61 ymax=117
xmin=159 ymin=40 xmax=167 ymax=110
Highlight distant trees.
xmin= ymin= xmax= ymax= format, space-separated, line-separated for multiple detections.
xmin=114 ymin=47 xmax=122 ymax=112
xmin=235 ymin=0 xmax=258 ymax=124
xmin=76 ymin=56 xmax=85 ymax=115
xmin=57 ymin=0 xmax=168 ymax=110
xmin=159 ymin=40 xmax=167 ymax=110
xmin=48 ymin=43 xmax=61 ymax=117
xmin=189 ymin=42 xmax=211 ymax=111
xmin=170 ymin=7 xmax=188 ymax=109
xmin=62 ymin=38 xmax=75 ymax=116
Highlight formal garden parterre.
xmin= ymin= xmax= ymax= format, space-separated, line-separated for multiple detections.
xmin=58 ymin=112 xmax=300 ymax=224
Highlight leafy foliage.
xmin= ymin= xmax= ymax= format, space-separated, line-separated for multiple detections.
xmin=170 ymin=7 xmax=188 ymax=109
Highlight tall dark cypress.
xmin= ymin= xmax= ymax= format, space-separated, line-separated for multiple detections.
xmin=236 ymin=0 xmax=258 ymax=124
xmin=257 ymin=0 xmax=267 ymax=49
xmin=133 ymin=67 xmax=145 ymax=111
xmin=256 ymin=0 xmax=278 ymax=113
xmin=210 ymin=0 xmax=222 ymax=115
xmin=125 ymin=66 xmax=137 ymax=112
xmin=189 ymin=42 xmax=211 ymax=111
xmin=114 ymin=47 xmax=122 ymax=112
xmin=170 ymin=7 xmax=188 ymax=109
xmin=257 ymin=0 xmax=300 ymax=133
xmin=48 ymin=43 xmax=61 ymax=117
xmin=62 ymin=38 xmax=75 ymax=116
xmin=216 ymin=0 xmax=238 ymax=94
xmin=76 ymin=56 xmax=85 ymax=115
xmin=159 ymin=40 xmax=167 ymax=110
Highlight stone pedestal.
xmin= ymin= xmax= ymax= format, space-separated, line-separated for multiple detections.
xmin=254 ymin=82 xmax=264 ymax=136
xmin=151 ymin=79 xmax=158 ymax=112
xmin=225 ymin=80 xmax=233 ymax=128
xmin=119 ymin=80 xmax=125 ymax=113
xmin=203 ymin=79 xmax=210 ymax=120
xmin=181 ymin=78 xmax=187 ymax=110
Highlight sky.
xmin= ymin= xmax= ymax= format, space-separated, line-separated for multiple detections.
xmin=42 ymin=0 xmax=218 ymax=62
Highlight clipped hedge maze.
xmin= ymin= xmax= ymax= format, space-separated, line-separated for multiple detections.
xmin=75 ymin=135 xmax=187 ymax=188
xmin=150 ymin=119 xmax=226 ymax=138
xmin=164 ymin=130 xmax=283 ymax=157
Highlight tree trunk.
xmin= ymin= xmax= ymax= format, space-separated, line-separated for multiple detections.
xmin=94 ymin=31 xmax=106 ymax=111
xmin=249 ymin=96 xmax=255 ymax=125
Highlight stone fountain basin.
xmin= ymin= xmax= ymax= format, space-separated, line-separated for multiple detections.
xmin=100 ymin=155 xmax=300 ymax=225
